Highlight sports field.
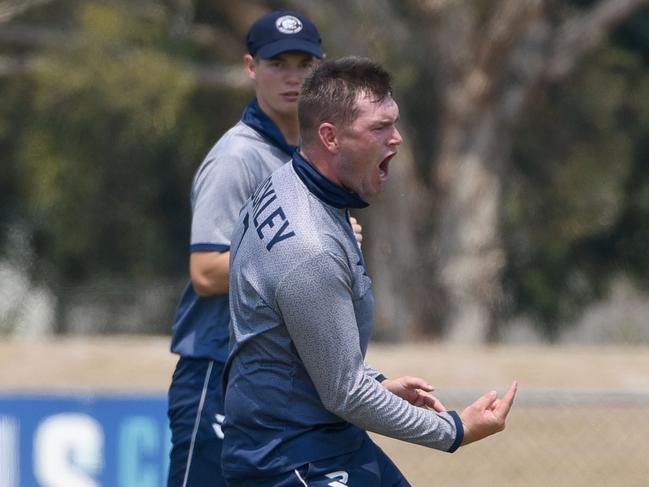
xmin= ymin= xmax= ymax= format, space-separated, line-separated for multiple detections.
xmin=2 ymin=338 xmax=648 ymax=486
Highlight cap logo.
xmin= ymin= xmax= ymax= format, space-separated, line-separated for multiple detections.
xmin=275 ymin=15 xmax=303 ymax=34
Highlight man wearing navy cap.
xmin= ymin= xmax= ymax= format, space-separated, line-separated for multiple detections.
xmin=166 ymin=9 xmax=363 ymax=487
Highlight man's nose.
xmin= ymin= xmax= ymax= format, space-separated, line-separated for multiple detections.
xmin=389 ymin=127 xmax=403 ymax=146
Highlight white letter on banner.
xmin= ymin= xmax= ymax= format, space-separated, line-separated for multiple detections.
xmin=0 ymin=416 xmax=19 ymax=487
xmin=34 ymin=413 xmax=103 ymax=487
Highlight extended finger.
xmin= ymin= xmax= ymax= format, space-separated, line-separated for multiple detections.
xmin=416 ymin=390 xmax=435 ymax=407
xmin=495 ymin=380 xmax=518 ymax=417
xmin=402 ymin=376 xmax=434 ymax=392
xmin=425 ymin=393 xmax=447 ymax=412
xmin=411 ymin=389 xmax=446 ymax=411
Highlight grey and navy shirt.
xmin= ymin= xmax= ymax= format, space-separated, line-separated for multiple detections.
xmin=170 ymin=99 xmax=296 ymax=362
xmin=222 ymin=152 xmax=464 ymax=478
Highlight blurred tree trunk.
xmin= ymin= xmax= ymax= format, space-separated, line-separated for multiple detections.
xmin=412 ymin=0 xmax=649 ymax=342
xmin=361 ymin=141 xmax=432 ymax=340
xmin=314 ymin=0 xmax=649 ymax=342
xmin=423 ymin=0 xmax=546 ymax=343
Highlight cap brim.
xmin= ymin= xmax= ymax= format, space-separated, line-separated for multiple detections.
xmin=256 ymin=38 xmax=323 ymax=59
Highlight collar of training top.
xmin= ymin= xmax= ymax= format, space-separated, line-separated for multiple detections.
xmin=241 ymin=98 xmax=297 ymax=157
xmin=292 ymin=151 xmax=369 ymax=209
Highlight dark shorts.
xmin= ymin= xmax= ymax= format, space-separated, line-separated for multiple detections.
xmin=224 ymin=432 xmax=410 ymax=487
xmin=167 ymin=357 xmax=226 ymax=487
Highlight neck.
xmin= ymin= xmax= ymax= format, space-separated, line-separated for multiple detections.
xmin=300 ymin=147 xmax=340 ymax=185
xmin=274 ymin=114 xmax=299 ymax=146
xmin=256 ymin=98 xmax=299 ymax=146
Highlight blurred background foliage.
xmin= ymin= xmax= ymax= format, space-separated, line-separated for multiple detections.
xmin=506 ymin=31 xmax=649 ymax=339
xmin=1 ymin=0 xmax=649 ymax=342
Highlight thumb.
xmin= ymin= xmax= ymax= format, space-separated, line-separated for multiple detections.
xmin=473 ymin=390 xmax=498 ymax=410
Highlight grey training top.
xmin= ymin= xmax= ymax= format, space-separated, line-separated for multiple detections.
xmin=222 ymin=152 xmax=463 ymax=477
xmin=190 ymin=120 xmax=291 ymax=251
xmin=170 ymin=97 xmax=295 ymax=361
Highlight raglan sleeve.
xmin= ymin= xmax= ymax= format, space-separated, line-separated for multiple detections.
xmin=275 ymin=252 xmax=464 ymax=453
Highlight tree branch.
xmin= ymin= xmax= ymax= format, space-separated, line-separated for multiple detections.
xmin=0 ymin=0 xmax=56 ymax=24
xmin=185 ymin=62 xmax=249 ymax=90
xmin=476 ymin=0 xmax=542 ymax=75
xmin=0 ymin=23 xmax=76 ymax=49
xmin=0 ymin=52 xmax=248 ymax=90
xmin=547 ymin=0 xmax=649 ymax=80
xmin=0 ymin=54 xmax=36 ymax=77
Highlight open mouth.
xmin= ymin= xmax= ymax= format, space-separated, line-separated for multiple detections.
xmin=379 ymin=153 xmax=395 ymax=181
xmin=281 ymin=91 xmax=299 ymax=101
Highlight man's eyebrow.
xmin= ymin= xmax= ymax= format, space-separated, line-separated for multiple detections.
xmin=375 ymin=115 xmax=400 ymax=126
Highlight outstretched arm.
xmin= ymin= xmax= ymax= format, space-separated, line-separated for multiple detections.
xmin=277 ymin=252 xmax=463 ymax=452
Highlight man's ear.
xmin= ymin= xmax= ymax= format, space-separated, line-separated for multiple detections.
xmin=318 ymin=123 xmax=339 ymax=153
xmin=243 ymin=54 xmax=256 ymax=80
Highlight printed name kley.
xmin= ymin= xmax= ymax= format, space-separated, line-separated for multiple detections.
xmin=251 ymin=177 xmax=296 ymax=251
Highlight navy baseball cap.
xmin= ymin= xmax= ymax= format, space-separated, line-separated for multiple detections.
xmin=246 ymin=10 xmax=323 ymax=59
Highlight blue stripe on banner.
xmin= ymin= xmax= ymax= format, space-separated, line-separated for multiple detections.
xmin=0 ymin=393 xmax=170 ymax=487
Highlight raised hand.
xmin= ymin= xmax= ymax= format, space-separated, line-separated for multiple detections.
xmin=460 ymin=380 xmax=518 ymax=446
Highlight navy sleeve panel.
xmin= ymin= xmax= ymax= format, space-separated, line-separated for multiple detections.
xmin=446 ymin=411 xmax=464 ymax=453
xmin=191 ymin=243 xmax=230 ymax=252
xmin=363 ymin=362 xmax=385 ymax=383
